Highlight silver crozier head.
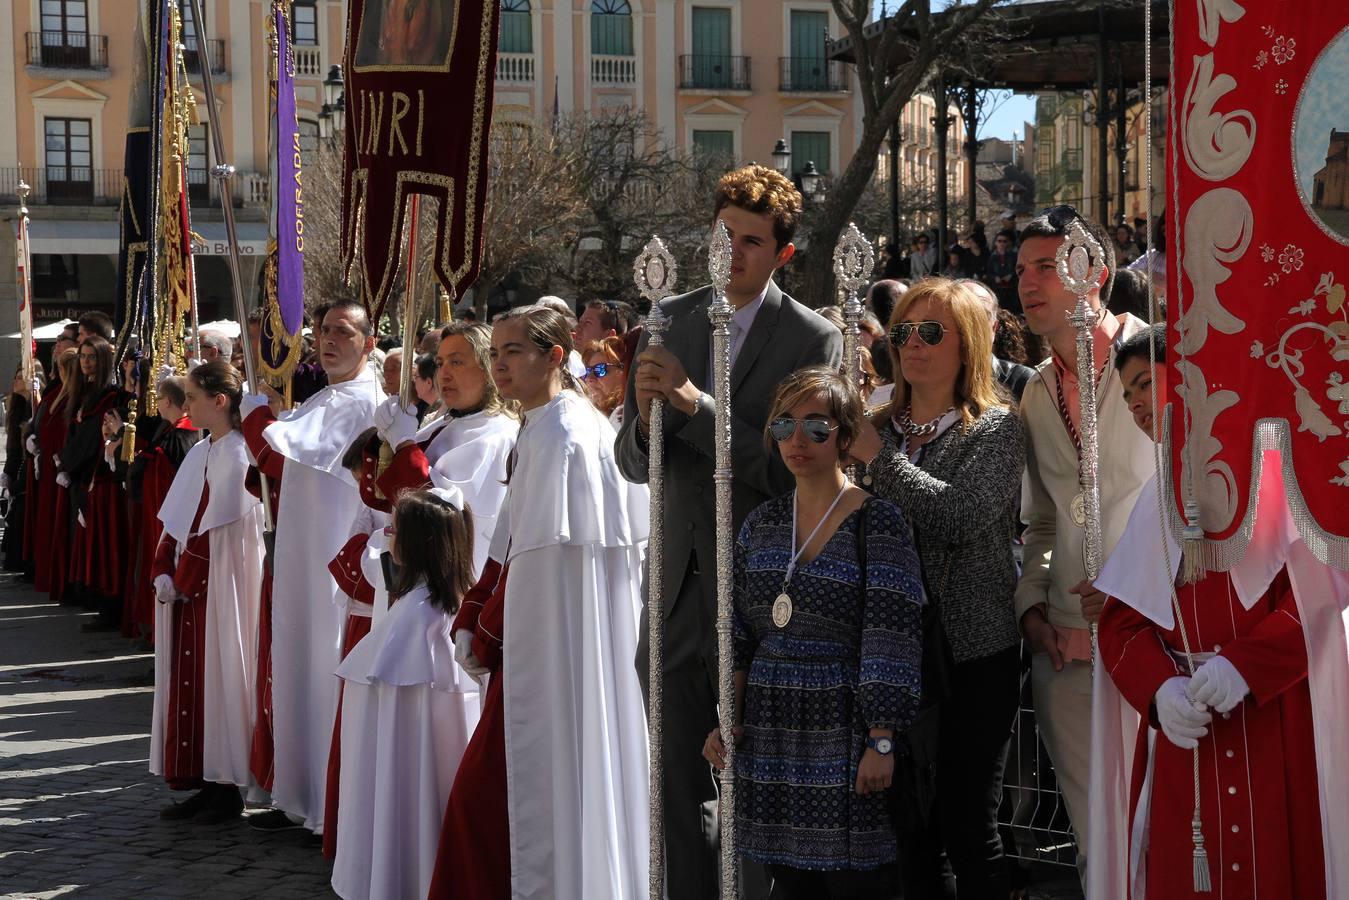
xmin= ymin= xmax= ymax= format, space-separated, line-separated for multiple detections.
xmin=708 ymin=220 xmax=733 ymax=311
xmin=634 ymin=235 xmax=677 ymax=346
xmin=832 ymin=222 xmax=874 ymax=298
xmin=1055 ymin=218 xmax=1106 ymax=330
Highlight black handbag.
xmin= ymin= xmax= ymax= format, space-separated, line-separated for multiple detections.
xmin=855 ymin=498 xmax=953 ymax=834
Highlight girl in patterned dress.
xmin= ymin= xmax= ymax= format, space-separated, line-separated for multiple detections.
xmin=704 ymin=366 xmax=926 ymax=898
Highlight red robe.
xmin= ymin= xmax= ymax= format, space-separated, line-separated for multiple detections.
xmin=28 ymin=387 xmax=70 ymax=599
xmin=1099 ymin=569 xmax=1325 ymax=900
xmin=428 ymin=559 xmax=509 ymax=900
xmin=123 ymin=416 xmax=199 ymax=640
xmin=320 ymin=530 xmax=379 ymax=859
xmin=153 ymin=483 xmax=212 ymax=790
xmin=243 ymin=407 xmax=284 ymax=792
xmin=63 ymin=387 xmax=127 ymax=599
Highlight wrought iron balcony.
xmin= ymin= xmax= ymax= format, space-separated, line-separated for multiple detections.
xmin=26 ymin=32 xmax=109 ymax=70
xmin=678 ymin=54 xmax=750 ymax=91
xmin=778 ymin=57 xmax=848 ymax=92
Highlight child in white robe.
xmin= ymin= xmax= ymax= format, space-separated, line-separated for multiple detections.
xmin=330 ymin=485 xmax=482 ymax=900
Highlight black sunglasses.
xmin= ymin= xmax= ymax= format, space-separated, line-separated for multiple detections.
xmin=1041 ymin=204 xmax=1083 ymax=232
xmin=584 ymin=362 xmax=622 ymax=379
xmin=889 ymin=321 xmax=946 ymax=348
xmin=769 ymin=416 xmax=839 ymax=443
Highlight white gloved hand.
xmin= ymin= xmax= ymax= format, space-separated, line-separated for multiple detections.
xmin=1155 ymin=676 xmax=1212 ymax=749
xmin=154 ymin=574 xmax=177 ymax=605
xmin=1187 ymin=655 xmax=1250 ymax=714
xmin=373 ymin=397 xmax=419 ymax=449
xmin=240 ymin=392 xmax=271 ymax=421
xmin=454 ymin=628 xmax=488 ymax=684
xmin=55 ymin=472 xmax=71 ymax=489
xmin=25 ymin=434 xmax=38 ymax=456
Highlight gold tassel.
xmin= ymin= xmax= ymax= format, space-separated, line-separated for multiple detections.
xmin=1192 ymin=812 xmax=1212 ymax=892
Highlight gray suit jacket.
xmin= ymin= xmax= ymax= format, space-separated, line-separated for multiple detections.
xmin=616 ymin=281 xmax=843 ymax=625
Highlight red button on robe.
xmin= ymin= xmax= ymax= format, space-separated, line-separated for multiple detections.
xmin=1099 ymin=569 xmax=1325 ymax=900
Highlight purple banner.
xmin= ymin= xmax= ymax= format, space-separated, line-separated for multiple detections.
xmin=275 ymin=1 xmax=304 ymax=336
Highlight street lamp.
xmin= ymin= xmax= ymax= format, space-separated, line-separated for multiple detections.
xmin=800 ymin=160 xmax=823 ymax=201
xmin=317 ymin=103 xmax=333 ymax=141
xmin=332 ymin=91 xmax=345 ymax=133
xmin=771 ymin=138 xmax=791 ymax=176
xmin=323 ymin=64 xmax=344 ymax=108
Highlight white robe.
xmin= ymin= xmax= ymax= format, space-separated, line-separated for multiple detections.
xmin=331 ymin=584 xmax=480 ymax=900
xmin=496 ymin=391 xmax=650 ymax=900
xmin=149 ymin=431 xmax=264 ymax=793
xmin=416 ymin=408 xmax=516 ymax=579
xmin=265 ymin=369 xmax=384 ymax=831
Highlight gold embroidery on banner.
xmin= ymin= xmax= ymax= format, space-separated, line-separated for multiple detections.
xmin=388 ymin=91 xmax=412 ymax=156
xmin=416 ymin=89 xmax=425 ymax=157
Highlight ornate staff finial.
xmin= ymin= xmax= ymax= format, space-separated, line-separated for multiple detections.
xmin=833 ymin=222 xmax=875 ymax=389
xmin=708 ymin=220 xmax=733 ymax=297
xmin=17 ymin=180 xmax=30 ymax=213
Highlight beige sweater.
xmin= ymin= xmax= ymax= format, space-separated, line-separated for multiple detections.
xmin=1014 ymin=314 xmax=1157 ymax=630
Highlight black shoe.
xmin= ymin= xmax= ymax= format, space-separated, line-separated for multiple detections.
xmin=246 ymin=809 xmax=306 ymax=832
xmin=160 ymin=788 xmax=212 ymax=820
xmin=194 ymin=784 xmax=243 ymax=825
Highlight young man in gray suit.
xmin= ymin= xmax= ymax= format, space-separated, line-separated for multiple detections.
xmin=615 ymin=164 xmax=843 ymax=899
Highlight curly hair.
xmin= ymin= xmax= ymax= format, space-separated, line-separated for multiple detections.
xmin=712 ymin=164 xmax=804 ymax=249
xmin=992 ymin=309 xmax=1029 ymax=366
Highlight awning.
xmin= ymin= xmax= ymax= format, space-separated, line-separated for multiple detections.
xmin=3 ymin=318 xmax=75 ymax=340
xmin=26 ymin=219 xmax=271 ymax=257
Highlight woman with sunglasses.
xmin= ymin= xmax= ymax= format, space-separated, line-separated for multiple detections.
xmin=580 ymin=336 xmax=627 ymax=426
xmin=849 ymin=277 xmax=1026 ymax=899
xmin=703 ymin=365 xmax=924 ymax=899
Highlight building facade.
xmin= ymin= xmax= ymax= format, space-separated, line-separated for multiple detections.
xmin=0 ymin=0 xmax=347 ymax=345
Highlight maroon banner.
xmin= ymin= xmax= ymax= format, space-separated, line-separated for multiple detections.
xmin=339 ymin=0 xmax=499 ymax=323
xmin=1168 ymin=3 xmax=1349 ymax=565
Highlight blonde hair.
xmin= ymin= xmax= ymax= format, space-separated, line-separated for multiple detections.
xmin=51 ymin=347 xmax=81 ymax=416
xmin=439 ymin=321 xmax=511 ymax=416
xmin=880 ymin=277 xmax=1007 ymax=429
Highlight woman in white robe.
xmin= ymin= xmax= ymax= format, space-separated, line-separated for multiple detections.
xmin=331 ymin=485 xmax=481 ymax=900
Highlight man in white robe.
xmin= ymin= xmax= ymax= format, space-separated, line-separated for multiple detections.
xmin=240 ymin=301 xmax=384 ymax=832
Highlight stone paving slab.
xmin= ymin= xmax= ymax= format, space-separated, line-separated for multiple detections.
xmin=0 ymin=576 xmax=335 ymax=899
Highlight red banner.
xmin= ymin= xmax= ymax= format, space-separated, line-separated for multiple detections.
xmin=1168 ymin=3 xmax=1349 ymax=567
xmin=339 ymin=0 xmax=500 ymax=323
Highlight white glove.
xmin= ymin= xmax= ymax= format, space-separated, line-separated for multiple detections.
xmin=0 ymin=472 xmax=10 ymax=493
xmin=1155 ymin=676 xmax=1212 ymax=749
xmin=55 ymin=472 xmax=71 ymax=489
xmin=1187 ymin=655 xmax=1250 ymax=714
xmin=454 ymin=628 xmax=488 ymax=684
xmin=241 ymin=392 xmax=271 ymax=421
xmin=25 ymin=434 xmax=38 ymax=456
xmin=154 ymin=574 xmax=177 ymax=605
xmin=373 ymin=397 xmax=419 ymax=449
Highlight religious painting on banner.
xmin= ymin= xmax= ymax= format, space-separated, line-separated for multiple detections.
xmin=1168 ymin=1 xmax=1349 ymax=568
xmin=339 ymin=0 xmax=499 ymax=323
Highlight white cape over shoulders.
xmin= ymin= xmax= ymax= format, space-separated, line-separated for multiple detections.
xmin=498 ymin=392 xmax=650 ymax=900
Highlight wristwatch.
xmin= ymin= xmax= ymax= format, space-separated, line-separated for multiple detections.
xmin=866 ymin=736 xmax=894 ymax=755
xmin=692 ymin=392 xmax=714 ymax=417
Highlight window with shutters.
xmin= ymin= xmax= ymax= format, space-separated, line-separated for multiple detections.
xmin=187 ymin=124 xmax=210 ymax=206
xmin=790 ymin=131 xmax=830 ymax=175
xmin=44 ymin=117 xmax=93 ymax=204
xmin=501 ymin=0 xmax=532 ymax=54
xmin=591 ymin=0 xmax=633 ymax=57
xmin=692 ymin=130 xmax=734 ymax=162
xmin=293 ymin=1 xmax=317 ymax=46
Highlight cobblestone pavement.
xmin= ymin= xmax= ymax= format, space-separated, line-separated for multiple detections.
xmin=0 ymin=572 xmax=1084 ymax=900
xmin=0 ymin=576 xmax=336 ymax=899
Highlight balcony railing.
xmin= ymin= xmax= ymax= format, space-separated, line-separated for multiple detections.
xmin=678 ymin=54 xmax=750 ymax=91
xmin=26 ymin=32 xmax=109 ymax=70
xmin=778 ymin=57 xmax=848 ymax=92
xmin=592 ymin=54 xmax=637 ymax=85
xmin=0 ymin=166 xmax=269 ymax=208
xmin=294 ymin=46 xmax=322 ymax=77
xmin=496 ymin=52 xmax=535 ymax=83
xmin=183 ymin=37 xmax=226 ymax=76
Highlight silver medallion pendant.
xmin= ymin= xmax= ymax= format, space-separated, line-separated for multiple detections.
xmin=772 ymin=593 xmax=793 ymax=628
xmin=1070 ymin=491 xmax=1087 ymax=527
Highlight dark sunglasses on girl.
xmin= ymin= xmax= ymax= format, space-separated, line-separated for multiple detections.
xmin=888 ymin=320 xmax=946 ymax=348
xmin=584 ymin=362 xmax=622 ymax=379
xmin=769 ymin=416 xmax=839 ymax=443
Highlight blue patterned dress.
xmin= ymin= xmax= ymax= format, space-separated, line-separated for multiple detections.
xmin=732 ymin=493 xmax=925 ymax=871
